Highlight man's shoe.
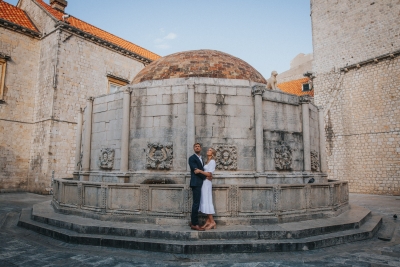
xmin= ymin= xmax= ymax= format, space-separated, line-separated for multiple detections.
xmin=191 ymin=225 xmax=205 ymax=231
xmin=189 ymin=222 xmax=193 ymax=227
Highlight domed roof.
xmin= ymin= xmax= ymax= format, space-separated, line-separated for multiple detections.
xmin=132 ymin=49 xmax=267 ymax=84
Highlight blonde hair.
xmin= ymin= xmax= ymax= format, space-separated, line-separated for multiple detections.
xmin=206 ymin=148 xmax=217 ymax=165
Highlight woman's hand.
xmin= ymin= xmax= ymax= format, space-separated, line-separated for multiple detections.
xmin=194 ymin=168 xmax=201 ymax=174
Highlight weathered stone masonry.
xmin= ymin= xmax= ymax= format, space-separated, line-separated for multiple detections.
xmin=0 ymin=0 xmax=156 ymax=193
xmin=311 ymin=0 xmax=400 ymax=195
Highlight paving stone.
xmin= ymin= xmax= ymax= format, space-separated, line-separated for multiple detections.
xmin=0 ymin=193 xmax=399 ymax=266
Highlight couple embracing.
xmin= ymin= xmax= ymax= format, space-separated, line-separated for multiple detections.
xmin=188 ymin=143 xmax=217 ymax=231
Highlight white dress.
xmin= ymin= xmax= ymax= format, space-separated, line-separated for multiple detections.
xmin=199 ymin=159 xmax=216 ymax=214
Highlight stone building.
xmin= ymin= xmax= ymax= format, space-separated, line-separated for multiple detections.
xmin=311 ymin=0 xmax=400 ymax=195
xmin=278 ymin=53 xmax=313 ymax=83
xmin=0 ymin=0 xmax=160 ymax=193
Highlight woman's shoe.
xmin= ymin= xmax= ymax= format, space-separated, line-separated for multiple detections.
xmin=204 ymin=222 xmax=216 ymax=230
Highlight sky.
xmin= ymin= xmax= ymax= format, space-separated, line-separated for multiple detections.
xmin=8 ymin=0 xmax=313 ymax=78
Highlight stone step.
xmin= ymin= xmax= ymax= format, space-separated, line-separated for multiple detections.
xmin=17 ymin=208 xmax=382 ymax=253
xmin=377 ymin=217 xmax=397 ymax=241
xmin=27 ymin=201 xmax=373 ymax=241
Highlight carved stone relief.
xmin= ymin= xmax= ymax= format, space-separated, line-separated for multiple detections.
xmin=311 ymin=150 xmax=320 ymax=171
xmin=214 ymin=144 xmax=237 ymax=170
xmin=274 ymin=142 xmax=292 ymax=170
xmin=98 ymin=148 xmax=114 ymax=169
xmin=146 ymin=143 xmax=173 ymax=170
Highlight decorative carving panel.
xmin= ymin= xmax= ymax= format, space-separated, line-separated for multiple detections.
xmin=215 ymin=144 xmax=237 ymax=170
xmin=229 ymin=185 xmax=239 ymax=216
xmin=146 ymin=143 xmax=173 ymax=170
xmin=99 ymin=148 xmax=114 ymax=169
xmin=274 ymin=142 xmax=292 ymax=170
xmin=311 ymin=150 xmax=320 ymax=171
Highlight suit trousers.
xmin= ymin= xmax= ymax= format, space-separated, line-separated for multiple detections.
xmin=191 ymin=185 xmax=202 ymax=225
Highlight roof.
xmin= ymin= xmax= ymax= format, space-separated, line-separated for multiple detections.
xmin=277 ymin=77 xmax=314 ymax=97
xmin=35 ymin=0 xmax=160 ymax=61
xmin=132 ymin=49 xmax=267 ymax=84
xmin=0 ymin=0 xmax=39 ymax=32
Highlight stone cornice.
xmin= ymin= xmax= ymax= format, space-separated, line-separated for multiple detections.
xmin=340 ymin=49 xmax=400 ymax=72
xmin=106 ymin=74 xmax=130 ymax=84
xmin=0 ymin=18 xmax=41 ymax=39
xmin=55 ymin=21 xmax=153 ymax=65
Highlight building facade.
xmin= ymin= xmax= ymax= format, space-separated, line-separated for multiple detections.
xmin=311 ymin=0 xmax=400 ymax=195
xmin=0 ymin=0 xmax=160 ymax=193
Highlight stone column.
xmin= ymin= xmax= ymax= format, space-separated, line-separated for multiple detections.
xmin=187 ymin=84 xmax=195 ymax=171
xmin=252 ymin=85 xmax=265 ymax=173
xmin=81 ymin=97 xmax=93 ymax=181
xmin=74 ymin=108 xmax=83 ymax=173
xmin=120 ymin=88 xmax=131 ymax=174
xmin=318 ymin=106 xmax=328 ymax=173
xmin=300 ymin=95 xmax=311 ymax=172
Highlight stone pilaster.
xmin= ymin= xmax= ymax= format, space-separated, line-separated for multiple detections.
xmin=300 ymin=95 xmax=311 ymax=172
xmin=74 ymin=108 xmax=83 ymax=173
xmin=318 ymin=106 xmax=328 ymax=173
xmin=81 ymin=97 xmax=93 ymax=181
xmin=252 ymin=85 xmax=265 ymax=173
xmin=120 ymin=88 xmax=131 ymax=174
xmin=186 ymin=84 xmax=195 ymax=171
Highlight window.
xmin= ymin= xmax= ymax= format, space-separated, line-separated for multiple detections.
xmin=107 ymin=75 xmax=129 ymax=94
xmin=302 ymin=83 xmax=311 ymax=92
xmin=0 ymin=58 xmax=6 ymax=100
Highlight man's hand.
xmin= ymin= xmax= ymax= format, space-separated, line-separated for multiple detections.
xmin=207 ymin=175 xmax=213 ymax=181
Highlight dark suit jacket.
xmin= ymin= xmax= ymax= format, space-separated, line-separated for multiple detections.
xmin=188 ymin=154 xmax=206 ymax=187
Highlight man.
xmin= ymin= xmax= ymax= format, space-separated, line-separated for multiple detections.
xmin=188 ymin=143 xmax=206 ymax=231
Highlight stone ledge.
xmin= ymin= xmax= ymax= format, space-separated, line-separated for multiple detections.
xmin=18 ymin=205 xmax=382 ymax=253
xmin=27 ymin=201 xmax=373 ymax=241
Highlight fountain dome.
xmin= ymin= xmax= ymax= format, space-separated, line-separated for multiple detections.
xmin=132 ymin=49 xmax=267 ymax=84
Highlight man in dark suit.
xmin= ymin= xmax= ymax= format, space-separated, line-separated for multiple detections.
xmin=188 ymin=143 xmax=206 ymax=231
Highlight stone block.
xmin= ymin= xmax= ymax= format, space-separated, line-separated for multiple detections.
xmin=219 ymin=86 xmax=237 ymax=96
xmin=142 ymin=104 xmax=177 ymax=117
xmin=93 ymin=103 xmax=107 ymax=113
xmin=92 ymin=122 xmax=106 ymax=133
xmin=162 ymin=93 xmax=187 ymax=104
xmin=236 ymin=87 xmax=252 ymax=96
xmin=237 ymin=157 xmax=255 ymax=171
xmin=106 ymin=129 xmax=121 ymax=141
xmin=171 ymin=85 xmax=187 ymax=94
xmin=107 ymin=100 xmax=123 ymax=110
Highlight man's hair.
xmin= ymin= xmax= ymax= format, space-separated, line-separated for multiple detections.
xmin=193 ymin=142 xmax=202 ymax=148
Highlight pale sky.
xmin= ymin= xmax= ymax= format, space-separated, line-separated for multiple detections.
xmin=8 ymin=0 xmax=313 ymax=78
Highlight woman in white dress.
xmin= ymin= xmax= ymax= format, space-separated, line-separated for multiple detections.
xmin=194 ymin=147 xmax=217 ymax=230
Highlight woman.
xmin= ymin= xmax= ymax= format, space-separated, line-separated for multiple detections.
xmin=194 ymin=147 xmax=217 ymax=230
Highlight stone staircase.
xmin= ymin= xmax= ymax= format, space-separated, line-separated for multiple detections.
xmin=18 ymin=201 xmax=382 ymax=254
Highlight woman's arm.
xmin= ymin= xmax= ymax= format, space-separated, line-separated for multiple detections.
xmin=194 ymin=169 xmax=212 ymax=177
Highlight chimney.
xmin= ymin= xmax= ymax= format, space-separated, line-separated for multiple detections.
xmin=50 ymin=0 xmax=68 ymax=13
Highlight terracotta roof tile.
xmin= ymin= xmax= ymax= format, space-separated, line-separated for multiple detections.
xmin=277 ymin=77 xmax=314 ymax=97
xmin=0 ymin=0 xmax=38 ymax=32
xmin=36 ymin=0 xmax=160 ymax=61
xmin=132 ymin=50 xmax=267 ymax=84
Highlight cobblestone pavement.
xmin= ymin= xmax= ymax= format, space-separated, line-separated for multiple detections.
xmin=0 ymin=192 xmax=399 ymax=267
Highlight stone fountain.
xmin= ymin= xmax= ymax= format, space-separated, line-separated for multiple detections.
xmin=19 ymin=50 xmax=381 ymax=253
